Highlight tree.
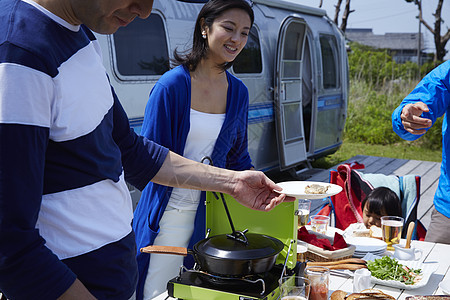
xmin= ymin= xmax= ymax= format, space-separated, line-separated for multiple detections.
xmin=406 ymin=0 xmax=450 ymax=61
xmin=333 ymin=0 xmax=343 ymax=24
xmin=331 ymin=0 xmax=354 ymax=32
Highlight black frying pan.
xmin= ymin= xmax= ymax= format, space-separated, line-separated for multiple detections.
xmin=140 ymin=232 xmax=284 ymax=276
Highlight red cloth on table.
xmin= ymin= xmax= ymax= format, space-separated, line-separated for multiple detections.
xmin=298 ymin=226 xmax=347 ymax=251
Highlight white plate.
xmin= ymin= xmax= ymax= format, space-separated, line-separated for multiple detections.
xmin=363 ymin=253 xmax=438 ymax=290
xmin=353 ymin=252 xmax=366 ymax=258
xmin=439 ymin=279 xmax=450 ymax=295
xmin=354 ymin=248 xmax=386 ymax=253
xmin=274 ymin=181 xmax=343 ymax=199
xmin=354 ymin=253 xmax=385 ymax=258
xmin=347 ymin=237 xmax=387 ymax=252
xmin=354 ymin=250 xmax=386 ymax=256
xmin=354 ymin=250 xmax=387 ymax=258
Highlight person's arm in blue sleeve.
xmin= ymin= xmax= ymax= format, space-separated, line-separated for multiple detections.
xmin=0 ymin=124 xmax=78 ymax=299
xmin=111 ymin=88 xmax=169 ymax=191
xmin=392 ymin=101 xmax=431 ymax=141
xmin=392 ymin=61 xmax=450 ymax=141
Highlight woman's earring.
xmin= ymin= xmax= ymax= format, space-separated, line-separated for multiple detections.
xmin=202 ymin=31 xmax=207 ymax=39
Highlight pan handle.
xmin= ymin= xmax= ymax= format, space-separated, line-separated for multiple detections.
xmin=140 ymin=245 xmax=189 ymax=256
xmin=200 ymin=156 xmax=246 ymax=244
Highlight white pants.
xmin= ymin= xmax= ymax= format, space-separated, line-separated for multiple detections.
xmin=143 ymin=207 xmax=196 ymax=300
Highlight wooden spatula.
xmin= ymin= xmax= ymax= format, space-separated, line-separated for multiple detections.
xmin=405 ymin=221 xmax=415 ymax=249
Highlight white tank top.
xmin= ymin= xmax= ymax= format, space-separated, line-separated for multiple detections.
xmin=167 ymin=108 xmax=226 ymax=210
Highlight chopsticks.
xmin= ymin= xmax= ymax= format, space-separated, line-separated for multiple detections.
xmin=306 ymin=258 xmax=367 ymax=270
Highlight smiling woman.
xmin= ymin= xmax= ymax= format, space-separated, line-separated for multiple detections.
xmin=132 ymin=1 xmax=257 ymax=299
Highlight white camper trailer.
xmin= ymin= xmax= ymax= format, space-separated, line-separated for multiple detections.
xmin=95 ymin=0 xmax=348 ymax=202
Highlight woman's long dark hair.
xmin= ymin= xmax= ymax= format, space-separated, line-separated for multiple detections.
xmin=172 ymin=0 xmax=254 ymax=72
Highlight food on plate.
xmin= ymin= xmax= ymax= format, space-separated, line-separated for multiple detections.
xmin=406 ymin=296 xmax=450 ymax=300
xmin=344 ymin=223 xmax=370 ymax=237
xmin=369 ymin=225 xmax=382 ymax=240
xmin=347 ymin=289 xmax=395 ymax=300
xmin=344 ymin=224 xmax=382 ymax=239
xmin=346 ymin=224 xmax=381 ymax=239
xmin=366 ymin=256 xmax=422 ymax=285
xmin=353 ymin=228 xmax=370 ymax=237
xmin=331 ymin=289 xmax=395 ymax=300
xmin=305 ymin=184 xmax=330 ymax=194
xmin=331 ymin=290 xmax=348 ymax=300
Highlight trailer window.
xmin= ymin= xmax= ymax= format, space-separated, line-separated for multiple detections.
xmin=112 ymin=14 xmax=169 ymax=77
xmin=233 ymin=27 xmax=262 ymax=74
xmin=320 ymin=35 xmax=339 ymax=89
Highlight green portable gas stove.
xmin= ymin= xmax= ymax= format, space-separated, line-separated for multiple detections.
xmin=167 ymin=192 xmax=299 ymax=300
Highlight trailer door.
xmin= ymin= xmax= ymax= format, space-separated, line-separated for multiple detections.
xmin=275 ymin=18 xmax=307 ymax=170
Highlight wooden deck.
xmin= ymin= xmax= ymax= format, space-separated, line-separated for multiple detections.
xmin=291 ymin=155 xmax=441 ymax=231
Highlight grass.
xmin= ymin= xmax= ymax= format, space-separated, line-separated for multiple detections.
xmin=311 ymin=140 xmax=442 ymax=170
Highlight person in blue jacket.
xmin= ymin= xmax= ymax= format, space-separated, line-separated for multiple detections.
xmin=132 ymin=0 xmax=256 ymax=298
xmin=392 ymin=60 xmax=450 ymax=244
xmin=0 ymin=0 xmax=292 ymax=299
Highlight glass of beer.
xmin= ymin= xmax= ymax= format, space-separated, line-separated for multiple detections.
xmin=381 ymin=216 xmax=404 ymax=251
xmin=279 ymin=276 xmax=310 ymax=300
xmin=296 ymin=199 xmax=311 ymax=229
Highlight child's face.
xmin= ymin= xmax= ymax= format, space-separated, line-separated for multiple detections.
xmin=362 ymin=205 xmax=382 ymax=228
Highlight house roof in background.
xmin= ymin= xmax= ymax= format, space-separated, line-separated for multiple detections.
xmin=345 ymin=28 xmax=424 ymax=50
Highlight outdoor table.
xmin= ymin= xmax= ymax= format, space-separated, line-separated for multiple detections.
xmin=329 ymin=239 xmax=450 ymax=299
xmin=153 ymin=239 xmax=450 ymax=300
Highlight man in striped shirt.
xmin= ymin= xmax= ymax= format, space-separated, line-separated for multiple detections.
xmin=0 ymin=0 xmax=291 ymax=298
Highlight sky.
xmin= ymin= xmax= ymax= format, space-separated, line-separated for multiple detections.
xmin=297 ymin=0 xmax=450 ymax=60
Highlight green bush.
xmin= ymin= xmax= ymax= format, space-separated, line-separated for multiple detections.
xmin=344 ymin=80 xmax=404 ymax=145
xmin=347 ymin=42 xmax=418 ymax=86
xmin=420 ymin=60 xmax=444 ymax=77
xmin=344 ymin=77 xmax=443 ymax=149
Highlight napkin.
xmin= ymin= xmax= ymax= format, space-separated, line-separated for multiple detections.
xmin=298 ymin=226 xmax=348 ymax=251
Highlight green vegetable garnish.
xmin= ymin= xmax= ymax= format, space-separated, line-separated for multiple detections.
xmin=366 ymin=256 xmax=422 ymax=285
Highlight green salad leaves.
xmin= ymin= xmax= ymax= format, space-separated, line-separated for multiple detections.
xmin=366 ymin=256 xmax=422 ymax=285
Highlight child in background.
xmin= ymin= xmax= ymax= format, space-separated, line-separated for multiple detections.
xmin=345 ymin=186 xmax=402 ymax=237
xmin=362 ymin=186 xmax=402 ymax=228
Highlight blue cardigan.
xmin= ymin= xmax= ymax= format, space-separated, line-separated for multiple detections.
xmin=133 ymin=65 xmax=253 ymax=299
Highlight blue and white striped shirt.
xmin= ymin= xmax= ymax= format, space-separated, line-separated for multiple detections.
xmin=0 ymin=0 xmax=168 ymax=298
